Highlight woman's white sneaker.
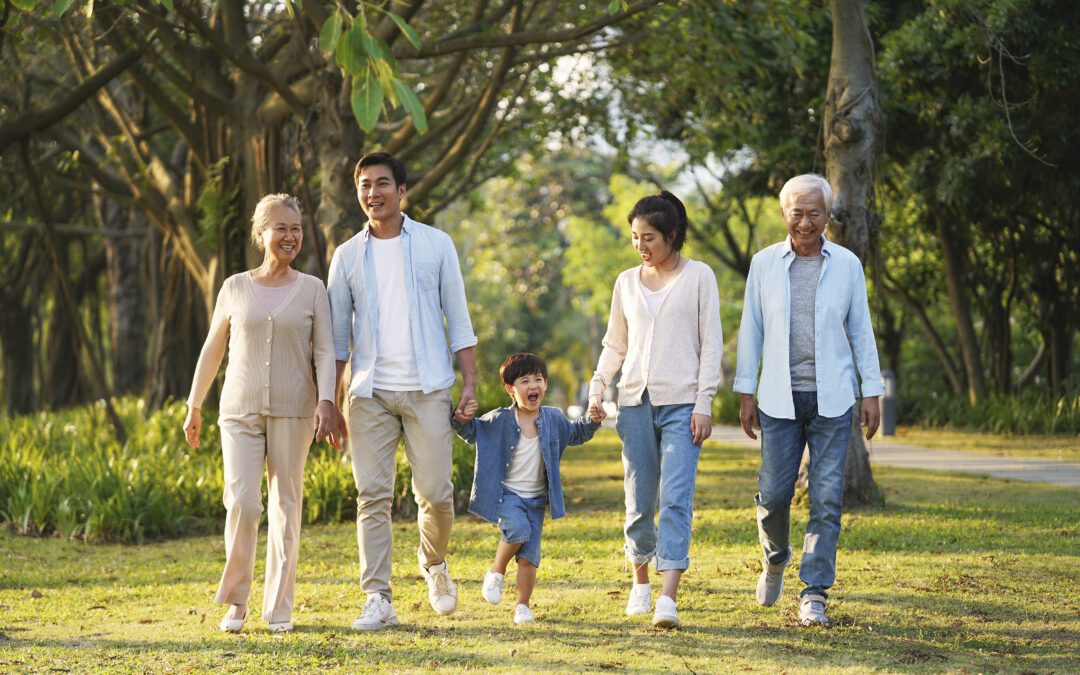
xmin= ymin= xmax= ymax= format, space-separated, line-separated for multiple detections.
xmin=513 ymin=604 xmax=535 ymax=624
xmin=652 ymin=595 xmax=680 ymax=628
xmin=626 ymin=583 xmax=652 ymax=616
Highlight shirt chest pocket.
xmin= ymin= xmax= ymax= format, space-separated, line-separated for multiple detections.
xmin=414 ymin=260 xmax=440 ymax=292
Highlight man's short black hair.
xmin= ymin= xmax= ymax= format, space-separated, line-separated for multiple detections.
xmin=500 ymin=352 xmax=547 ymax=385
xmin=354 ymin=151 xmax=407 ymax=188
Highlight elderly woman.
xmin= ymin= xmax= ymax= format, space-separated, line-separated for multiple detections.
xmin=183 ymin=194 xmax=342 ymax=633
xmin=733 ymin=173 xmax=882 ymax=627
xmin=588 ymin=191 xmax=723 ymax=629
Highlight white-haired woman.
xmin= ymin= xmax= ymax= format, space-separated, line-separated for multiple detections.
xmin=184 ymin=194 xmax=343 ymax=633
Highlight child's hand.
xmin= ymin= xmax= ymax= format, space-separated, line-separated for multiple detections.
xmin=588 ymin=395 xmax=607 ymax=423
xmin=454 ymin=398 xmax=479 ymax=424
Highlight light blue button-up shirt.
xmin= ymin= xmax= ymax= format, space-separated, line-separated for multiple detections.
xmin=327 ymin=214 xmax=477 ymax=398
xmin=733 ymin=236 xmax=884 ymax=419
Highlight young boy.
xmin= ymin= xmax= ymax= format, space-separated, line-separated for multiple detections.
xmin=453 ymin=353 xmax=604 ymax=624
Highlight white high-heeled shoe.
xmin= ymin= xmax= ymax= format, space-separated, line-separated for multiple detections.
xmin=219 ymin=608 xmax=248 ymax=633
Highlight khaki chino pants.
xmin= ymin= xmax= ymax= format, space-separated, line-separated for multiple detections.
xmin=216 ymin=413 xmax=313 ymax=623
xmin=349 ymin=388 xmax=455 ymax=601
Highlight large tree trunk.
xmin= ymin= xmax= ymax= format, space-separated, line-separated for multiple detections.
xmin=823 ymin=0 xmax=884 ymax=507
xmin=100 ymin=200 xmax=148 ymax=395
xmin=935 ymin=214 xmax=985 ymax=404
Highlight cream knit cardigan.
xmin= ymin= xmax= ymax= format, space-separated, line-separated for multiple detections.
xmin=187 ymin=271 xmax=337 ymax=417
xmin=590 ymin=260 xmax=723 ymax=416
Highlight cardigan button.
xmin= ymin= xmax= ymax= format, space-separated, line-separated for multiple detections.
xmin=265 ymin=338 xmax=271 ymax=343
xmin=267 ymin=316 xmax=272 ymax=321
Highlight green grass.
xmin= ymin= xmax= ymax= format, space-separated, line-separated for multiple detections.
xmin=2 ymin=430 xmax=1078 ymax=672
xmin=886 ymin=427 xmax=1080 ymax=462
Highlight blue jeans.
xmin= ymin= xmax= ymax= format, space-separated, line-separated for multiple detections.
xmin=497 ymin=490 xmax=548 ymax=568
xmin=617 ymin=390 xmax=701 ymax=572
xmin=756 ymin=390 xmax=852 ymax=599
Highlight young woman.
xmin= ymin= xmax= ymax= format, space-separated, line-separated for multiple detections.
xmin=589 ymin=191 xmax=723 ymax=628
xmin=183 ymin=194 xmax=343 ymax=633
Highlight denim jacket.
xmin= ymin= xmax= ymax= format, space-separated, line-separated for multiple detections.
xmin=453 ymin=406 xmax=600 ymax=524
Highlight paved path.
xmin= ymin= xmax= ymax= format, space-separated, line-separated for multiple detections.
xmin=710 ymin=426 xmax=1080 ymax=488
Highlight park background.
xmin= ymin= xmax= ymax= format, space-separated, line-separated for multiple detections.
xmin=1 ymin=0 xmax=1078 ymax=672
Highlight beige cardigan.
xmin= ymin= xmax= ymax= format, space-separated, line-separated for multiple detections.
xmin=590 ymin=260 xmax=723 ymax=416
xmin=187 ymin=271 xmax=336 ymax=417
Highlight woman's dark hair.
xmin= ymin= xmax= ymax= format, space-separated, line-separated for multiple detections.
xmin=354 ymin=151 xmax=408 ymax=188
xmin=627 ymin=190 xmax=688 ymax=251
xmin=500 ymin=352 xmax=548 ymax=385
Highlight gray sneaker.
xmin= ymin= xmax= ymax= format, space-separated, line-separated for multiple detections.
xmin=798 ymin=593 xmax=830 ymax=627
xmin=756 ymin=546 xmax=792 ymax=606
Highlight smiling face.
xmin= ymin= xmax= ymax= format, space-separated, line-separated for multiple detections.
xmin=260 ymin=205 xmax=303 ymax=265
xmin=631 ymin=217 xmax=677 ymax=268
xmin=782 ymin=189 xmax=828 ymax=256
xmin=356 ymin=164 xmax=406 ymax=224
xmin=505 ymin=372 xmax=547 ymax=413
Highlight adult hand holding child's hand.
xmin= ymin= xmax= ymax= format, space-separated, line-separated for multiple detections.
xmin=454 ymin=398 xmax=479 ymax=424
xmin=588 ymin=395 xmax=607 ymax=423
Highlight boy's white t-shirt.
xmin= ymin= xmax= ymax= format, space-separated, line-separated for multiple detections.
xmin=502 ymin=412 xmax=547 ymax=498
xmin=369 ymin=235 xmax=421 ymax=390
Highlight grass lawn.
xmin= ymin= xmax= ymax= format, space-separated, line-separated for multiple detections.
xmin=887 ymin=427 xmax=1080 ymax=462
xmin=1 ymin=429 xmax=1077 ymax=673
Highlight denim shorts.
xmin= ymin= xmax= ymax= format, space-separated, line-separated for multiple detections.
xmin=496 ymin=490 xmax=548 ymax=567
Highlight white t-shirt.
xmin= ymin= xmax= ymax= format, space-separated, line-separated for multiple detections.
xmin=370 ymin=235 xmax=421 ymax=390
xmin=639 ymin=277 xmax=676 ymax=317
xmin=502 ymin=414 xmax=547 ymax=498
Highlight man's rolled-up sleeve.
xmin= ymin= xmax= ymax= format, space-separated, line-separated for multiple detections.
xmin=733 ymin=256 xmax=764 ymax=395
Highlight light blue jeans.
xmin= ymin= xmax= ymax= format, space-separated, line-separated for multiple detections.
xmin=756 ymin=390 xmax=852 ymax=599
xmin=617 ymin=390 xmax=701 ymax=572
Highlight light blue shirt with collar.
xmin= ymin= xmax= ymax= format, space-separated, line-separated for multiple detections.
xmin=327 ymin=213 xmax=477 ymax=398
xmin=733 ymin=235 xmax=884 ymax=419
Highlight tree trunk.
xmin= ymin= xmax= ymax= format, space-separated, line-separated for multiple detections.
xmin=100 ymin=200 xmax=148 ymax=395
xmin=935 ymin=214 xmax=985 ymax=405
xmin=823 ymin=0 xmax=884 ymax=507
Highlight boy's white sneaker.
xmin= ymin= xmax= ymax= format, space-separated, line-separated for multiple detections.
xmin=626 ymin=583 xmax=652 ymax=616
xmin=352 ymin=594 xmax=398 ymax=631
xmin=482 ymin=569 xmax=504 ymax=605
xmin=420 ymin=558 xmax=458 ymax=615
xmin=652 ymin=595 xmax=680 ymax=628
xmin=513 ymin=604 xmax=535 ymax=624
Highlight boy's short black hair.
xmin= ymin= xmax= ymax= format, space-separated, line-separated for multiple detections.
xmin=500 ymin=352 xmax=547 ymax=385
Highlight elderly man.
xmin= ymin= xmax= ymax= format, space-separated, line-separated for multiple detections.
xmin=733 ymin=173 xmax=883 ymax=627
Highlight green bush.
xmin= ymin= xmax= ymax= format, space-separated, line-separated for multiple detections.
xmin=0 ymin=397 xmax=475 ymax=543
xmin=898 ymin=385 xmax=1080 ymax=435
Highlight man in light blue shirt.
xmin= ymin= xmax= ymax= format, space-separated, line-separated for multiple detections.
xmin=733 ymin=173 xmax=883 ymax=628
xmin=327 ymin=152 xmax=478 ymax=631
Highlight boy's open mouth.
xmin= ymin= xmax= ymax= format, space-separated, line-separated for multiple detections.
xmin=527 ymin=392 xmax=540 ymax=405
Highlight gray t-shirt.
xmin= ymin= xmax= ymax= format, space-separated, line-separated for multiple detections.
xmin=788 ymin=254 xmax=824 ymax=392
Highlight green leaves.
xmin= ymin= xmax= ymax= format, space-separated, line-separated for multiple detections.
xmin=607 ymin=0 xmax=629 ymax=14
xmin=327 ymin=9 xmax=427 ymax=135
xmin=351 ymin=69 xmax=384 ymax=134
xmin=319 ymin=12 xmax=343 ymax=56
xmin=54 ymin=0 xmax=76 ymax=16
xmin=392 ymin=80 xmax=428 ymax=133
xmin=387 ymin=12 xmax=421 ymax=51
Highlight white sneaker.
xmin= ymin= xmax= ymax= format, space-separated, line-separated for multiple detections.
xmin=268 ymin=622 xmax=293 ymax=633
xmin=799 ymin=594 xmax=830 ymax=627
xmin=626 ymin=583 xmax=652 ymax=616
xmin=513 ymin=604 xmax=535 ymax=624
xmin=652 ymin=595 xmax=680 ymax=628
xmin=756 ymin=546 xmax=792 ymax=607
xmin=352 ymin=594 xmax=399 ymax=631
xmin=420 ymin=559 xmax=458 ymax=615
xmin=482 ymin=569 xmax=504 ymax=605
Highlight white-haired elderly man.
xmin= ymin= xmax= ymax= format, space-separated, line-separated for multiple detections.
xmin=733 ymin=173 xmax=883 ymax=627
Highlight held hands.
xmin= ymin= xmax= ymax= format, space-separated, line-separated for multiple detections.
xmin=455 ymin=385 xmax=477 ymax=423
xmin=587 ymin=395 xmax=607 ymax=423
xmin=690 ymin=413 xmax=713 ymax=445
xmin=739 ymin=394 xmax=760 ymax=440
xmin=861 ymin=396 xmax=881 ymax=440
xmin=183 ymin=406 xmax=202 ymax=448
xmin=314 ymin=400 xmax=348 ymax=452
xmin=454 ymin=398 xmax=479 ymax=424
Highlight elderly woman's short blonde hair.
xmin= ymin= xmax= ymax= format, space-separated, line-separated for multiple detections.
xmin=250 ymin=193 xmax=302 ymax=251
xmin=779 ymin=174 xmax=834 ymax=214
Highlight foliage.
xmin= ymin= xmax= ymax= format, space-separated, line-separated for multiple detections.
xmin=0 ymin=398 xmax=474 ymax=543
xmin=898 ymin=382 xmax=1080 ymax=435
xmin=1 ymin=436 xmax=1078 ymax=671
